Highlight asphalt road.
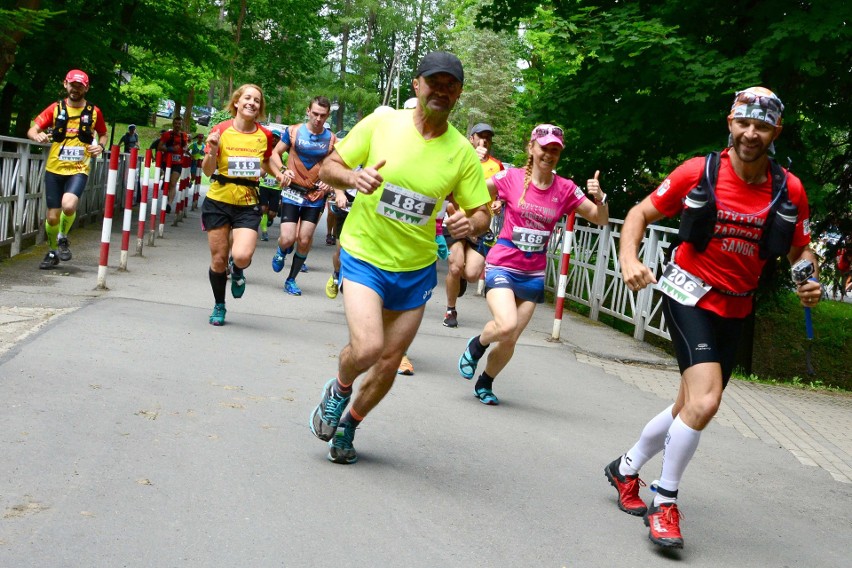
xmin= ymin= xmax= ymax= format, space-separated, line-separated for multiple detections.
xmin=1 ymin=202 xmax=850 ymax=567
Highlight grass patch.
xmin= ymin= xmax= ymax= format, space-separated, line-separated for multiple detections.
xmin=750 ymin=293 xmax=852 ymax=391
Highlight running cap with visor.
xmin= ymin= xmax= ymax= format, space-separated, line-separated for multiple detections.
xmin=416 ymin=51 xmax=464 ymax=85
xmin=128 ymin=124 xmax=136 ymax=130
xmin=65 ymin=69 xmax=89 ymax=87
xmin=729 ymin=86 xmax=784 ymax=127
xmin=530 ymin=124 xmax=564 ymax=148
xmin=468 ymin=123 xmax=494 ymax=137
xmin=403 ymin=97 xmax=417 ymax=109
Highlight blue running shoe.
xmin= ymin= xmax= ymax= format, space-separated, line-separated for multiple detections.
xmin=209 ymin=303 xmax=226 ymax=326
xmin=328 ymin=421 xmax=358 ymax=464
xmin=284 ymin=278 xmax=302 ymax=296
xmin=300 ymin=263 xmax=309 ymax=273
xmin=310 ymin=378 xmax=351 ymax=441
xmin=271 ymin=247 xmax=287 ymax=273
xmin=475 ymin=387 xmax=499 ymax=405
xmin=458 ymin=336 xmax=480 ymax=380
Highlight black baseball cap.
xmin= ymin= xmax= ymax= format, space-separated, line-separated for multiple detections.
xmin=468 ymin=123 xmax=494 ymax=137
xmin=416 ymin=51 xmax=464 ymax=85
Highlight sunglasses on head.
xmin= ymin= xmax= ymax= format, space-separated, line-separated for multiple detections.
xmin=533 ymin=126 xmax=564 ymax=138
xmin=734 ymin=91 xmax=784 ymax=113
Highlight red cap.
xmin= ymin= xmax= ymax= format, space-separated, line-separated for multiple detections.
xmin=65 ymin=69 xmax=89 ymax=87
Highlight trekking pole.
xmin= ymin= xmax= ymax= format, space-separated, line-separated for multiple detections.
xmin=791 ymin=259 xmax=816 ymax=376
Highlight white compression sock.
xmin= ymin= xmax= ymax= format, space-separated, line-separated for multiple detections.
xmin=655 ymin=414 xmax=701 ymax=506
xmin=620 ymin=404 xmax=675 ymax=476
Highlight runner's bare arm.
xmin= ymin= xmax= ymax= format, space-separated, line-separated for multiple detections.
xmin=619 ymin=195 xmax=665 ymax=291
xmin=320 ymin=150 xmax=385 ymax=194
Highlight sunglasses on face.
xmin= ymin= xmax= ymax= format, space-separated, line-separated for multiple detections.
xmin=533 ymin=126 xmax=564 ymax=138
xmin=734 ymin=91 xmax=784 ymax=113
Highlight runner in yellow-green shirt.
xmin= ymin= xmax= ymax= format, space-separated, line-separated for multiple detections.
xmin=308 ymin=51 xmax=491 ymax=465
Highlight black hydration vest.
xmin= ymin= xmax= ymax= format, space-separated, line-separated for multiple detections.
xmin=678 ymin=152 xmax=797 ymax=260
xmin=51 ymin=99 xmax=96 ymax=144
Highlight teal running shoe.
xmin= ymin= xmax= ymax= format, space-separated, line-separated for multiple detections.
xmin=328 ymin=421 xmax=358 ymax=464
xmin=474 ymin=387 xmax=499 ymax=405
xmin=284 ymin=278 xmax=302 ymax=296
xmin=458 ymin=336 xmax=481 ymax=380
xmin=209 ymin=303 xmax=226 ymax=326
xmin=231 ymin=271 xmax=246 ymax=299
xmin=310 ymin=378 xmax=351 ymax=441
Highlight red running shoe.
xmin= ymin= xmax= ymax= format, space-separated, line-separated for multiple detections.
xmin=644 ymin=503 xmax=684 ymax=548
xmin=604 ymin=457 xmax=648 ymax=516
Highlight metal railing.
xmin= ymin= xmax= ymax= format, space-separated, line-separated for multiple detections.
xmin=3 ymin=136 xmax=673 ymax=343
xmin=0 ymin=135 xmax=134 ymax=257
xmin=545 ymin=216 xmax=677 ymax=342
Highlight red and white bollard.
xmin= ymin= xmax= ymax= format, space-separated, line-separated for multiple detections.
xmin=181 ymin=155 xmax=191 ymax=220
xmin=191 ymin=158 xmax=202 ymax=211
xmin=97 ymin=146 xmax=121 ymax=290
xmin=148 ymin=152 xmax=162 ymax=246
xmin=136 ymin=150 xmax=151 ymax=255
xmin=158 ymin=153 xmax=172 ymax=237
xmin=550 ymin=212 xmax=576 ymax=341
xmin=119 ymin=147 xmax=138 ymax=270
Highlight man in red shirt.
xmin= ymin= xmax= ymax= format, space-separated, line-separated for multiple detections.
xmin=27 ymin=69 xmax=107 ymax=269
xmin=158 ymin=116 xmax=189 ymax=215
xmin=606 ymin=87 xmax=821 ymax=549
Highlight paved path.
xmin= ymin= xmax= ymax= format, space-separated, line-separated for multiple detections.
xmin=1 ymin=200 xmax=850 ymax=567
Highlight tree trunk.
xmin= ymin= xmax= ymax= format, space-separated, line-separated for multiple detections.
xmin=337 ymin=0 xmax=351 ymax=132
xmin=0 ymin=0 xmax=42 ymax=85
xmin=229 ymin=0 xmax=248 ymax=95
xmin=0 ymin=82 xmax=18 ymax=138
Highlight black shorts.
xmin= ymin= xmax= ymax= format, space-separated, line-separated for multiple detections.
xmin=331 ymin=207 xmax=349 ymax=239
xmin=441 ymin=225 xmax=493 ymax=258
xmin=662 ymin=296 xmax=745 ymax=388
xmin=201 ymin=197 xmax=261 ymax=231
xmin=44 ymin=171 xmax=87 ymax=209
xmin=258 ymin=186 xmax=282 ymax=209
xmin=280 ymin=202 xmax=323 ymax=225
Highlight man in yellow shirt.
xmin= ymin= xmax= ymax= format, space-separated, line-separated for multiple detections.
xmin=310 ymin=51 xmax=491 ymax=464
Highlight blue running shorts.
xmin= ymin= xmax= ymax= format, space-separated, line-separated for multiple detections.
xmin=339 ymin=248 xmax=436 ymax=311
xmin=484 ymin=265 xmax=545 ymax=304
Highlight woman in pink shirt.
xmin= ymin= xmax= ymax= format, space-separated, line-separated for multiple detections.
xmin=457 ymin=124 xmax=610 ymax=404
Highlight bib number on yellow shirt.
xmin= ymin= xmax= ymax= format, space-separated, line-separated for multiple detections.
xmin=58 ymin=146 xmax=86 ymax=162
xmin=656 ymin=262 xmax=710 ymax=307
xmin=377 ymin=182 xmax=436 ymax=226
xmin=227 ymin=156 xmax=261 ymax=177
xmin=511 ymin=227 xmax=549 ymax=253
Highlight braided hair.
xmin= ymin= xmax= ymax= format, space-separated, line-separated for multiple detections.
xmin=518 ymin=143 xmax=534 ymax=206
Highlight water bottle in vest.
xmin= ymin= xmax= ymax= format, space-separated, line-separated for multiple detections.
xmin=678 ymin=185 xmax=716 ymax=252
xmin=763 ymin=198 xmax=798 ymax=258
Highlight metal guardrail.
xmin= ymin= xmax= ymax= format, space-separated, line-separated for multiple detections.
xmin=0 ymin=135 xmax=134 ymax=257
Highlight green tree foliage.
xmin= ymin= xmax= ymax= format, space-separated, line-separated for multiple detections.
xmin=0 ymin=0 xmax=222 ymax=137
xmin=476 ymin=0 xmax=851 ymax=243
xmin=447 ymin=0 xmax=525 ymax=163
